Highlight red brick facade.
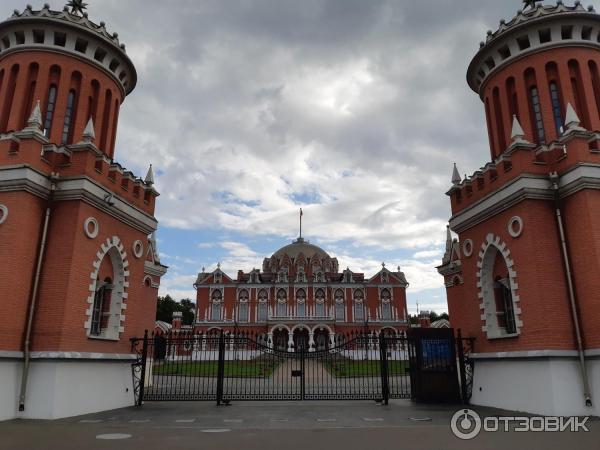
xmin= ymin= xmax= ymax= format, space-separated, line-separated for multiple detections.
xmin=439 ymin=2 xmax=600 ymax=355
xmin=0 ymin=6 xmax=167 ymax=356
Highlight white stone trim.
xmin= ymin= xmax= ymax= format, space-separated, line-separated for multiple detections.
xmin=477 ymin=234 xmax=522 ymax=339
xmin=462 ymin=239 xmax=474 ymax=257
xmin=507 ymin=216 xmax=524 ymax=238
xmin=0 ymin=204 xmax=7 ymax=224
xmin=85 ymin=236 xmax=129 ymax=340
xmin=471 ymin=350 xmax=582 ymax=359
xmin=132 ymin=240 xmax=144 ymax=258
xmin=83 ymin=217 xmax=99 ymax=239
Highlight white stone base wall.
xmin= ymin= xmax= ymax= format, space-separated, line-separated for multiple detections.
xmin=0 ymin=356 xmax=136 ymax=421
xmin=470 ymin=355 xmax=600 ymax=417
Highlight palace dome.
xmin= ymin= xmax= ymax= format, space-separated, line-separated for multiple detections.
xmin=272 ymin=238 xmax=331 ymax=261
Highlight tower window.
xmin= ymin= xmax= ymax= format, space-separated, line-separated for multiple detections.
xmin=549 ymin=82 xmax=564 ymax=134
xmin=484 ymin=57 xmax=495 ymax=70
xmin=91 ymin=278 xmax=113 ymax=336
xmin=561 ymin=26 xmax=573 ymax=40
xmin=53 ymin=32 xmax=66 ymax=47
xmin=498 ymin=46 xmax=511 ymax=61
xmin=61 ymin=90 xmax=76 ymax=144
xmin=75 ymin=38 xmax=88 ymax=54
xmin=1 ymin=36 xmax=9 ymax=49
xmin=109 ymin=59 xmax=119 ymax=72
xmin=494 ymin=277 xmax=517 ymax=335
xmin=539 ymin=28 xmax=552 ymax=43
xmin=517 ymin=35 xmax=531 ymax=50
xmin=44 ymin=85 xmax=57 ymax=137
xmin=33 ymin=30 xmax=44 ymax=44
xmin=14 ymin=31 xmax=25 ymax=45
xmin=529 ymin=86 xmax=545 ymax=144
xmin=94 ymin=47 xmax=107 ymax=63
xmin=582 ymin=26 xmax=593 ymax=41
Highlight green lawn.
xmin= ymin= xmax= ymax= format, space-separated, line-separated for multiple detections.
xmin=152 ymin=359 xmax=279 ymax=378
xmin=325 ymin=359 xmax=409 ymax=377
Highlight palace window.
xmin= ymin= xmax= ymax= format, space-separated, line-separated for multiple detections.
xmin=380 ymin=289 xmax=392 ymax=320
xmin=257 ymin=290 xmax=268 ymax=321
xmin=296 ymin=289 xmax=306 ymax=317
xmin=276 ymin=289 xmax=287 ymax=316
xmin=278 ymin=268 xmax=288 ymax=283
xmin=211 ymin=290 xmax=222 ymax=321
xmin=237 ymin=290 xmax=249 ymax=322
xmin=90 ymin=277 xmax=112 ymax=336
xmin=296 ymin=266 xmax=307 ymax=283
xmin=334 ymin=289 xmax=345 ymax=320
xmin=43 ymin=85 xmax=57 ymax=137
xmin=314 ymin=271 xmax=324 ymax=283
xmin=353 ymin=290 xmax=365 ymax=322
xmin=315 ymin=289 xmax=326 ymax=317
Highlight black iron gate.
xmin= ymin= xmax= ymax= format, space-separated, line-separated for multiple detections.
xmin=131 ymin=329 xmax=473 ymax=405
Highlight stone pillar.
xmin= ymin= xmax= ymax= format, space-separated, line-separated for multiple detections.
xmin=329 ymin=332 xmax=335 ymax=349
xmin=267 ymin=332 xmax=273 ymax=349
xmin=288 ymin=334 xmax=294 ymax=353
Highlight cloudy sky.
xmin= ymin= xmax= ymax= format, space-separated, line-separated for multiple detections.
xmin=15 ymin=1 xmax=590 ymax=314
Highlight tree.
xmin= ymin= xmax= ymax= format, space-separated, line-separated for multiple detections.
xmin=156 ymin=295 xmax=195 ymax=325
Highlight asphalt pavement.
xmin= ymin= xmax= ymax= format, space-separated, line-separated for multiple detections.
xmin=0 ymin=400 xmax=597 ymax=450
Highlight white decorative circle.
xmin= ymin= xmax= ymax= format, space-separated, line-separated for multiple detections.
xmin=132 ymin=240 xmax=144 ymax=258
xmin=0 ymin=204 xmax=8 ymax=224
xmin=508 ymin=216 xmax=524 ymax=238
xmin=463 ymin=239 xmax=474 ymax=257
xmin=83 ymin=217 xmax=99 ymax=239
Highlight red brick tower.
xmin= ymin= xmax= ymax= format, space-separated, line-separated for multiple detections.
xmin=438 ymin=1 xmax=600 ymax=416
xmin=0 ymin=3 xmax=167 ymax=420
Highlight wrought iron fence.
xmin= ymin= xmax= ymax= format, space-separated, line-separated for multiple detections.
xmin=130 ymin=329 xmax=474 ymax=406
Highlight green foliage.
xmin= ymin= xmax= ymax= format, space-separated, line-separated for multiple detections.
xmin=156 ymin=295 xmax=195 ymax=325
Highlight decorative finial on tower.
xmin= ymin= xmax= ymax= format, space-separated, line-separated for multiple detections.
xmin=451 ymin=163 xmax=461 ymax=185
xmin=145 ymin=164 xmax=155 ymax=185
xmin=27 ymin=101 xmax=42 ymax=130
xmin=564 ymin=103 xmax=586 ymax=132
xmin=382 ymin=262 xmax=386 ymax=269
xmin=522 ymin=0 xmax=543 ymax=11
xmin=66 ymin=0 xmax=88 ymax=16
xmin=397 ymin=266 xmax=401 ymax=273
xmin=442 ymin=225 xmax=453 ymax=265
xmin=217 ymin=262 xmax=221 ymax=269
xmin=81 ymin=117 xmax=96 ymax=143
xmin=299 ymin=208 xmax=303 ymax=240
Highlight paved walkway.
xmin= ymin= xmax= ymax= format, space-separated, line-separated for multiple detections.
xmin=1 ymin=400 xmax=597 ymax=450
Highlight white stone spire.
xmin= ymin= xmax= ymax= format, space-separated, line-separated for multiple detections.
xmin=442 ymin=225 xmax=453 ymax=265
xmin=511 ymin=115 xmax=525 ymax=140
xmin=451 ymin=163 xmax=461 ymax=185
xmin=565 ymin=103 xmax=585 ymax=131
xmin=82 ymin=117 xmax=96 ymax=143
xmin=26 ymin=101 xmax=43 ymax=130
xmin=145 ymin=164 xmax=155 ymax=185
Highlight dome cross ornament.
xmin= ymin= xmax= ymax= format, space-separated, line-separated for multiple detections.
xmin=66 ymin=0 xmax=89 ymax=16
xmin=522 ymin=0 xmax=543 ymax=11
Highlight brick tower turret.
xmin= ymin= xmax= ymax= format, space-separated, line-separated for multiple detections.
xmin=438 ymin=1 xmax=600 ymax=417
xmin=0 ymin=3 xmax=167 ymax=420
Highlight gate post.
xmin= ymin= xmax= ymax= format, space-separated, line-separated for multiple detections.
xmin=379 ymin=333 xmax=389 ymax=405
xmin=137 ymin=329 xmax=149 ymax=406
xmin=300 ymin=348 xmax=305 ymax=400
xmin=216 ymin=330 xmax=226 ymax=406
xmin=456 ymin=329 xmax=468 ymax=404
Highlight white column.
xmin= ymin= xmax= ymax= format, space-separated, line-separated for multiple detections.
xmin=287 ymin=334 xmax=294 ymax=353
xmin=329 ymin=332 xmax=335 ymax=349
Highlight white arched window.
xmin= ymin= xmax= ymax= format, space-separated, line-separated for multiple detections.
xmin=211 ymin=290 xmax=223 ymax=321
xmin=380 ymin=288 xmax=392 ymax=320
xmin=296 ymin=289 xmax=306 ymax=317
xmin=334 ymin=289 xmax=345 ymax=321
xmin=353 ymin=290 xmax=365 ymax=322
xmin=257 ymin=289 xmax=268 ymax=321
xmin=276 ymin=289 xmax=287 ymax=317
xmin=315 ymin=289 xmax=326 ymax=317
xmin=237 ymin=289 xmax=249 ymax=322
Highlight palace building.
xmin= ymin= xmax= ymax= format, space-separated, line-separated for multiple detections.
xmin=439 ymin=1 xmax=600 ymax=416
xmin=0 ymin=2 xmax=167 ymax=420
xmin=194 ymin=237 xmax=410 ymax=351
